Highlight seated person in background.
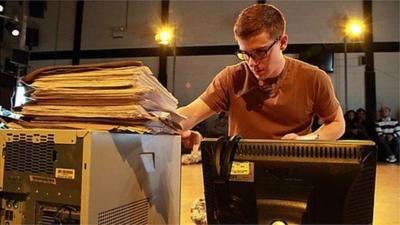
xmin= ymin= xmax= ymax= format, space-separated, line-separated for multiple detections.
xmin=353 ymin=108 xmax=371 ymax=140
xmin=178 ymin=3 xmax=345 ymax=146
xmin=342 ymin=110 xmax=357 ymax=139
xmin=356 ymin=107 xmax=375 ymax=138
xmin=342 ymin=109 xmax=370 ymax=140
xmin=375 ymin=106 xmax=400 ymax=163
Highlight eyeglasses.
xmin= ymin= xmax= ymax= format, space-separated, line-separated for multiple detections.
xmin=236 ymin=38 xmax=279 ymax=61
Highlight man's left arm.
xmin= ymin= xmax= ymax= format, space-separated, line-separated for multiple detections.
xmin=282 ymin=106 xmax=345 ymax=140
xmin=304 ymin=106 xmax=345 ymax=140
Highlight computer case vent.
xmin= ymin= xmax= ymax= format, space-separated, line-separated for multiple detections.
xmin=4 ymin=133 xmax=54 ymax=175
xmin=98 ymin=198 xmax=150 ymax=225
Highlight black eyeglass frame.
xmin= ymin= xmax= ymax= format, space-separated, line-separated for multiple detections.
xmin=235 ymin=36 xmax=281 ymax=61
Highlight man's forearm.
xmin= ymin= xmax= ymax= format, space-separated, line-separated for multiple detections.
xmin=302 ymin=107 xmax=345 ymax=140
xmin=177 ymin=98 xmax=216 ymax=131
xmin=312 ymin=121 xmax=345 ymax=140
xmin=177 ymin=106 xmax=201 ymax=131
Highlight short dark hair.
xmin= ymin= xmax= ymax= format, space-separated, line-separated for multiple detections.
xmin=234 ymin=3 xmax=286 ymax=40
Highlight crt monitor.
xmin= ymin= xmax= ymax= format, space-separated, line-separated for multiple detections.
xmin=201 ymin=138 xmax=376 ymax=224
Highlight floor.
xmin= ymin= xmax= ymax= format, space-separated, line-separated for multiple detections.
xmin=373 ymin=163 xmax=400 ymax=225
xmin=180 ymin=163 xmax=400 ymax=225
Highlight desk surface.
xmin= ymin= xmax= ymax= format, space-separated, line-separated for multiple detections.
xmin=180 ymin=163 xmax=400 ymax=225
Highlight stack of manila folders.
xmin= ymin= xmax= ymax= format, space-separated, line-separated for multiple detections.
xmin=8 ymin=61 xmax=185 ymax=134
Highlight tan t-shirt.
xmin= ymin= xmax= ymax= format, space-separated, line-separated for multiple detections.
xmin=200 ymin=56 xmax=339 ymax=139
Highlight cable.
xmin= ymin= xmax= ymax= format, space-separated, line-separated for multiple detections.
xmin=9 ymin=84 xmax=16 ymax=109
xmin=53 ymin=1 xmax=61 ymax=66
xmin=53 ymin=205 xmax=79 ymax=225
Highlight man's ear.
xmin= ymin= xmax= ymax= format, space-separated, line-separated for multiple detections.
xmin=280 ymin=34 xmax=288 ymax=51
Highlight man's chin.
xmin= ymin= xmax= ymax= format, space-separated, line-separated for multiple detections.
xmin=251 ymin=69 xmax=264 ymax=78
xmin=254 ymin=71 xmax=271 ymax=80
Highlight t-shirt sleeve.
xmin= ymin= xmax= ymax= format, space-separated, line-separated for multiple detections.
xmin=313 ymin=70 xmax=340 ymax=123
xmin=199 ymin=67 xmax=231 ymax=112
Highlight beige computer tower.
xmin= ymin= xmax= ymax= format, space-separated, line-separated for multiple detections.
xmin=0 ymin=129 xmax=181 ymax=225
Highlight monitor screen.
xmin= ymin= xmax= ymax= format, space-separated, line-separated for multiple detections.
xmin=201 ymin=138 xmax=376 ymax=224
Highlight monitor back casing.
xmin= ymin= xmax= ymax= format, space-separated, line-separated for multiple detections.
xmin=201 ymin=139 xmax=376 ymax=225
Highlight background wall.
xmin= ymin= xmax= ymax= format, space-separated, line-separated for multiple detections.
xmin=81 ymin=1 xmax=161 ymax=50
xmin=1 ymin=0 xmax=399 ymax=118
xmin=372 ymin=0 xmax=400 ymax=117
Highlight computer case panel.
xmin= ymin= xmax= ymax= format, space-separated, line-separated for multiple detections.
xmin=0 ymin=129 xmax=181 ymax=225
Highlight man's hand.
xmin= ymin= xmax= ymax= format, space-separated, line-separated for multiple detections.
xmin=281 ymin=133 xmax=299 ymax=140
xmin=282 ymin=133 xmax=319 ymax=140
xmin=181 ymin=130 xmax=203 ymax=152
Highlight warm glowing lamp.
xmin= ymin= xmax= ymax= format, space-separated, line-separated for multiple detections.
xmin=345 ymin=19 xmax=365 ymax=38
xmin=155 ymin=26 xmax=174 ymax=45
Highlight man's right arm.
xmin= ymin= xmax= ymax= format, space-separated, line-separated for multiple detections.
xmin=177 ymin=98 xmax=216 ymax=152
xmin=177 ymin=97 xmax=216 ymax=131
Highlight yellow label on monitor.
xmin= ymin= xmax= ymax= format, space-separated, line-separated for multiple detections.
xmin=231 ymin=161 xmax=250 ymax=175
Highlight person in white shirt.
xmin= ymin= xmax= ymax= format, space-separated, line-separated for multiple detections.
xmin=375 ymin=106 xmax=400 ymax=163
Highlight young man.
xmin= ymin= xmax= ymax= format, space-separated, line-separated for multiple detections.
xmin=178 ymin=3 xmax=345 ymax=143
xmin=376 ymin=106 xmax=400 ymax=163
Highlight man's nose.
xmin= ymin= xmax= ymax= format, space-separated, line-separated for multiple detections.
xmin=247 ymin=57 xmax=259 ymax=67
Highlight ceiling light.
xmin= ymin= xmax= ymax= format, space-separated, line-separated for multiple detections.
xmin=5 ymin=21 xmax=20 ymax=37
xmin=0 ymin=1 xmax=5 ymax=13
